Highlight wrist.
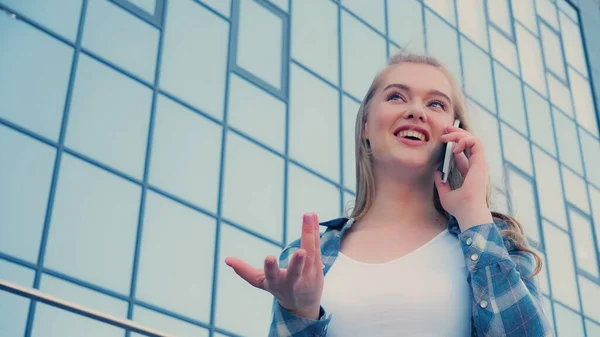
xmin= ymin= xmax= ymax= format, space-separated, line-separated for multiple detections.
xmin=455 ymin=207 xmax=493 ymax=231
xmin=289 ymin=306 xmax=321 ymax=320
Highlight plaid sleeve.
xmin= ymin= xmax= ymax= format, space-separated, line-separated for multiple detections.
xmin=268 ymin=241 xmax=332 ymax=337
xmin=458 ymin=223 xmax=554 ymax=337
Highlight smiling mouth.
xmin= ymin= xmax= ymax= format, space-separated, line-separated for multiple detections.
xmin=395 ymin=129 xmax=428 ymax=142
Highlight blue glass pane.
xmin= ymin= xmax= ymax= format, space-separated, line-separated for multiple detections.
xmin=487 ymin=0 xmax=511 ymax=36
xmin=494 ymin=63 xmax=527 ymax=134
xmin=553 ymin=109 xmax=584 ymax=175
xmin=66 ymin=54 xmax=152 ymax=179
xmin=533 ymin=147 xmax=567 ymax=228
xmin=200 ymin=0 xmax=231 ymax=18
xmin=512 ymin=0 xmax=537 ymax=34
xmin=457 ymin=0 xmax=487 ymax=49
xmin=468 ymin=101 xmax=505 ymax=189
xmin=268 ymin=0 xmax=288 ymax=12
xmin=237 ymin=0 xmax=283 ymax=89
xmin=227 ymin=74 xmax=286 ymax=153
xmin=342 ymin=0 xmax=385 ymax=33
xmin=223 ymin=133 xmax=284 ymax=242
xmin=0 ymin=126 xmax=55 ymax=263
xmin=462 ymin=37 xmax=495 ymax=112
xmin=557 ymin=0 xmax=578 ymax=22
xmin=547 ymin=73 xmax=574 ymax=117
xmin=341 ymin=11 xmax=387 ymax=99
xmin=0 ymin=0 xmax=82 ymax=41
xmin=524 ymin=86 xmax=556 ymax=155
xmin=580 ymin=130 xmax=600 ymax=187
xmin=543 ymin=221 xmax=580 ymax=310
xmin=44 ymin=154 xmax=140 ymax=294
xmin=0 ymin=260 xmax=33 ymax=336
xmin=132 ymin=306 xmax=209 ymax=337
xmin=569 ymin=68 xmax=599 ymax=137
xmin=128 ymin=0 xmax=155 ymax=14
xmin=536 ymin=0 xmax=558 ymax=29
xmin=342 ymin=95 xmax=360 ymax=192
xmin=83 ymin=0 xmax=159 ymax=83
xmin=216 ymin=223 xmax=282 ymax=336
xmin=506 ymin=169 xmax=540 ymax=243
xmin=289 ymin=65 xmax=340 ymax=181
xmin=502 ymin=124 xmax=533 ymax=175
xmin=562 ymin=167 xmax=590 ymax=214
xmin=586 ymin=319 xmax=600 ymax=337
xmin=589 ymin=187 xmax=600 ymax=255
xmin=0 ymin=259 xmax=35 ymax=286
xmin=291 ymin=0 xmax=339 ymax=84
xmin=554 ymin=303 xmax=584 ymax=336
xmin=489 ymin=26 xmax=520 ymax=75
xmin=424 ymin=0 xmax=455 ymax=25
xmin=387 ymin=0 xmax=425 ymax=53
xmin=0 ymin=14 xmax=73 ymax=141
xmin=425 ymin=9 xmax=462 ymax=88
xmin=136 ymin=191 xmax=215 ymax=321
xmin=160 ymin=0 xmax=229 ymax=120
xmin=515 ymin=24 xmax=546 ymax=96
xmin=540 ymin=23 xmax=566 ymax=80
xmin=149 ymin=95 xmax=222 ymax=212
xmin=31 ymin=303 xmax=124 ymax=337
xmin=569 ymin=210 xmax=598 ymax=278
xmin=559 ymin=12 xmax=587 ymax=76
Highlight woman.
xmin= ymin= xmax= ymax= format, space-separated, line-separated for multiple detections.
xmin=225 ymin=52 xmax=553 ymax=337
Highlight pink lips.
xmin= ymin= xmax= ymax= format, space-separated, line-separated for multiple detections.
xmin=397 ymin=137 xmax=427 ymax=147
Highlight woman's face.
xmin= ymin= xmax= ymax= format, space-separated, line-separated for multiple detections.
xmin=364 ymin=63 xmax=457 ymax=174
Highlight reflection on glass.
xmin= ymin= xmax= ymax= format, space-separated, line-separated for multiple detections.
xmin=216 ymin=223 xmax=281 ymax=336
xmin=502 ymin=124 xmax=533 ymax=174
xmin=457 ymin=0 xmax=487 ymax=49
xmin=553 ymin=303 xmax=585 ymax=337
xmin=543 ymin=221 xmax=580 ymax=310
xmin=461 ymin=37 xmax=495 ymax=111
xmin=387 ymin=0 xmax=425 ymax=53
xmin=562 ymin=167 xmax=590 ymax=213
xmin=569 ymin=67 xmax=599 ymax=137
xmin=31 ymin=303 xmax=124 ymax=337
xmin=291 ymin=0 xmax=339 ymax=84
xmin=569 ymin=210 xmax=598 ymax=277
xmin=515 ymin=24 xmax=546 ymax=96
xmin=286 ymin=164 xmax=341 ymax=244
xmin=559 ymin=12 xmax=588 ymax=77
xmin=342 ymin=0 xmax=385 ymax=33
xmin=0 ymin=14 xmax=73 ymax=141
xmin=343 ymin=96 xmax=360 ymax=192
xmin=489 ymin=27 xmax=519 ymax=75
xmin=83 ymin=0 xmax=159 ymax=83
xmin=149 ymin=95 xmax=222 ymax=213
xmin=533 ymin=147 xmax=567 ymax=227
xmin=494 ymin=63 xmax=527 ymax=134
xmin=535 ymin=0 xmax=558 ymax=29
xmin=511 ymin=0 xmax=537 ymax=34
xmin=506 ymin=169 xmax=540 ymax=243
xmin=424 ymin=0 xmax=455 ymax=25
xmin=540 ymin=23 xmax=566 ymax=80
xmin=553 ymin=109 xmax=584 ymax=175
xmin=579 ymin=129 xmax=600 ymax=187
xmin=223 ymin=132 xmax=284 ymax=241
xmin=289 ymin=64 xmax=340 ymax=181
xmin=425 ymin=9 xmax=462 ymax=88
xmin=524 ymin=87 xmax=556 ymax=155
xmin=136 ymin=191 xmax=215 ymax=322
xmin=129 ymin=0 xmax=156 ymax=14
xmin=487 ymin=0 xmax=511 ymax=36
xmin=132 ymin=306 xmax=209 ymax=337
xmin=341 ymin=11 xmax=387 ymax=99
xmin=0 ymin=126 xmax=55 ymax=263
xmin=237 ymin=0 xmax=283 ymax=89
xmin=546 ymin=73 xmax=573 ymax=117
xmin=44 ymin=154 xmax=140 ymax=294
xmin=227 ymin=74 xmax=286 ymax=153
xmin=160 ymin=0 xmax=229 ymax=120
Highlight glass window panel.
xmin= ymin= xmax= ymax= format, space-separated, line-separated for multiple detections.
xmin=580 ymin=130 xmax=600 ymax=187
xmin=586 ymin=318 xmax=600 ymax=337
xmin=424 ymin=0 xmax=455 ymax=25
xmin=0 ymin=126 xmax=55 ymax=263
xmin=289 ymin=65 xmax=340 ymax=181
xmin=223 ymin=132 xmax=284 ymax=242
xmin=506 ymin=169 xmax=540 ymax=243
xmin=387 ymin=0 xmax=425 ymax=54
xmin=559 ymin=12 xmax=587 ymax=77
xmin=136 ymin=191 xmax=215 ymax=322
xmin=343 ymin=95 xmax=360 ymax=192
xmin=341 ymin=11 xmax=387 ymax=99
xmin=547 ymin=73 xmax=574 ymax=117
xmin=536 ymin=0 xmax=559 ymax=29
xmin=269 ymin=0 xmax=288 ymax=12
xmin=533 ymin=146 xmax=567 ymax=227
xmin=569 ymin=210 xmax=599 ymax=278
xmin=341 ymin=0 xmax=385 ymax=33
xmin=160 ymin=0 xmax=229 ymax=120
xmin=512 ymin=0 xmax=537 ymax=34
xmin=457 ymin=0 xmax=488 ymax=50
xmin=553 ymin=109 xmax=584 ymax=175
xmin=489 ymin=26 xmax=520 ymax=75
xmin=554 ymin=303 xmax=585 ymax=337
xmin=494 ymin=63 xmax=528 ymax=134
xmin=83 ymin=0 xmax=159 ymax=83
xmin=287 ymin=164 xmax=341 ymax=244
xmin=524 ymin=87 xmax=556 ymax=155
xmin=44 ymin=154 xmax=140 ymax=294
xmin=0 ymin=0 xmax=82 ymax=41
xmin=31 ymin=303 xmax=124 ymax=337
xmin=562 ymin=167 xmax=590 ymax=213
xmin=291 ymin=0 xmax=339 ymax=84
xmin=0 ymin=260 xmax=33 ymax=337
xmin=236 ymin=0 xmax=283 ymax=89
xmin=0 ymin=259 xmax=34 ymax=286
xmin=132 ymin=306 xmax=209 ymax=337
xmin=516 ymin=24 xmax=546 ymax=96
xmin=543 ymin=221 xmax=580 ymax=310
xmin=487 ymin=0 xmax=512 ymax=36
xmin=491 ymin=188 xmax=510 ymax=214
xmin=227 ymin=74 xmax=285 ymax=153
xmin=557 ymin=0 xmax=578 ymax=22
xmin=461 ymin=38 xmax=495 ymax=111
xmin=569 ymin=67 xmax=599 ymax=137
xmin=425 ymin=9 xmax=462 ymax=88
xmin=66 ymin=55 xmax=152 ymax=179
xmin=149 ymin=95 xmax=222 ymax=212
xmin=199 ymin=0 xmax=231 ymax=18
xmin=502 ymin=124 xmax=533 ymax=175
xmin=540 ymin=23 xmax=566 ymax=80
xmin=129 ymin=0 xmax=155 ymax=14
xmin=216 ymin=223 xmax=281 ymax=336
xmin=0 ymin=14 xmax=73 ymax=141
xmin=533 ymin=249 xmax=550 ymax=295
xmin=589 ymin=186 xmax=600 ymax=253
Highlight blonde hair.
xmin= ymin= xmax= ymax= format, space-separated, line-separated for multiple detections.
xmin=347 ymin=52 xmax=541 ymax=277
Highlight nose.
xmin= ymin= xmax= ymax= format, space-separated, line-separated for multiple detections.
xmin=402 ymin=104 xmax=428 ymax=122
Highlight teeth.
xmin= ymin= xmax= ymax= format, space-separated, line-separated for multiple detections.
xmin=397 ymin=130 xmax=426 ymax=141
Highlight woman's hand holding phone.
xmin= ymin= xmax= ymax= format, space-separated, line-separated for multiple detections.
xmin=224 ymin=213 xmax=324 ymax=320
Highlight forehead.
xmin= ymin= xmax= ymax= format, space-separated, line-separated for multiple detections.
xmin=379 ymin=63 xmax=453 ymax=97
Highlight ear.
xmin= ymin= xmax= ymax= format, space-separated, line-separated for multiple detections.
xmin=363 ymin=121 xmax=369 ymax=142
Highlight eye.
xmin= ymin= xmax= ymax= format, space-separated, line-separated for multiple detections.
xmin=386 ymin=92 xmax=406 ymax=102
xmin=428 ymin=100 xmax=446 ymax=110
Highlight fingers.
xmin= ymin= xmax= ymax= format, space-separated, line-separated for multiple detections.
xmin=453 ymin=151 xmax=470 ymax=177
xmin=300 ymin=213 xmax=317 ymax=265
xmin=225 ymin=257 xmax=266 ymax=289
xmin=264 ymin=256 xmax=279 ymax=285
xmin=286 ymin=249 xmax=306 ymax=284
xmin=313 ymin=214 xmax=322 ymax=266
xmin=434 ymin=171 xmax=451 ymax=194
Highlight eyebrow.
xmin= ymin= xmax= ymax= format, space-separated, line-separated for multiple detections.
xmin=382 ymin=83 xmax=452 ymax=105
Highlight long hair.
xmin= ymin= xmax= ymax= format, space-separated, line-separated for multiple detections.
xmin=347 ymin=52 xmax=542 ymax=277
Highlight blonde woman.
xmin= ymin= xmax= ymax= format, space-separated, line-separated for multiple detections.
xmin=225 ymin=52 xmax=553 ymax=337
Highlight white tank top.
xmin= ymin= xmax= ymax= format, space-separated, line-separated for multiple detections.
xmin=320 ymin=229 xmax=472 ymax=337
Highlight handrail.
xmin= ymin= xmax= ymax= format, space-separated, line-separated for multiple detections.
xmin=0 ymin=279 xmax=176 ymax=337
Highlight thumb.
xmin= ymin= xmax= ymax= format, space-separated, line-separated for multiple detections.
xmin=434 ymin=171 xmax=451 ymax=196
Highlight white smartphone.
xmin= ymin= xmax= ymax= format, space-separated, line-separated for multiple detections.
xmin=441 ymin=119 xmax=461 ymax=183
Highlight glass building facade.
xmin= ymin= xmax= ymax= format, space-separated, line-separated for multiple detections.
xmin=0 ymin=0 xmax=599 ymax=336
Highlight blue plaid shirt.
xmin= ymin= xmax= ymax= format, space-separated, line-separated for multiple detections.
xmin=269 ymin=216 xmax=554 ymax=337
